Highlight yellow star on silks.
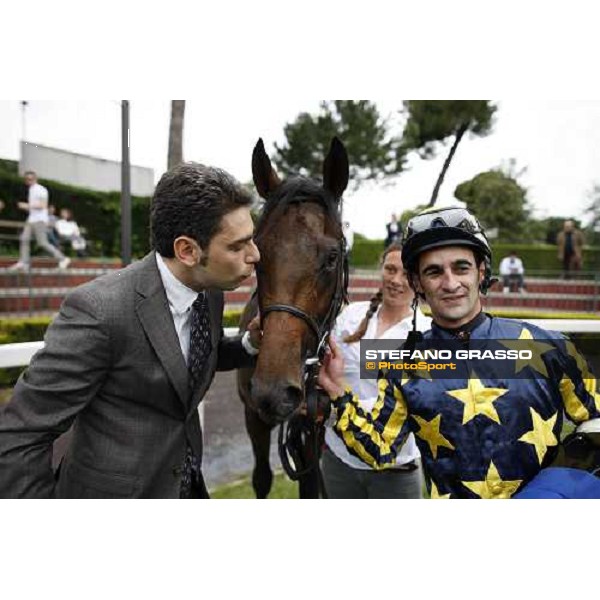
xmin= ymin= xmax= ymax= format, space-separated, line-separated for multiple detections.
xmin=518 ymin=407 xmax=558 ymax=464
xmin=445 ymin=373 xmax=508 ymax=425
xmin=430 ymin=480 xmax=451 ymax=499
xmin=412 ymin=414 xmax=455 ymax=459
xmin=462 ymin=461 xmax=523 ymax=499
xmin=499 ymin=328 xmax=554 ymax=377
xmin=565 ymin=340 xmax=599 ymax=408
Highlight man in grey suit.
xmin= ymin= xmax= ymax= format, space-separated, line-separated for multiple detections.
xmin=0 ymin=162 xmax=261 ymax=498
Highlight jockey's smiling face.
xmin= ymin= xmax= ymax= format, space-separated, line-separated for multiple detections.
xmin=415 ymin=246 xmax=485 ymax=329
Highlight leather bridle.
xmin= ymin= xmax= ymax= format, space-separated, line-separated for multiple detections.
xmin=260 ymin=234 xmax=349 ymax=367
xmin=258 ymin=227 xmax=349 ymax=486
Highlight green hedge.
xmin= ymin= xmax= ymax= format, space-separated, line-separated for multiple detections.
xmin=0 ymin=171 xmax=151 ymax=257
xmin=350 ymin=238 xmax=600 ymax=271
xmin=490 ymin=243 xmax=600 ymax=272
xmin=351 ymin=238 xmax=385 ymax=266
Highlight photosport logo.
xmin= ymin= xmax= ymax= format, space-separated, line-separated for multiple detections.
xmin=359 ymin=338 xmax=569 ymax=380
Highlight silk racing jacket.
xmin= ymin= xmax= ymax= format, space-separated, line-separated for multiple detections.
xmin=331 ymin=314 xmax=600 ymax=498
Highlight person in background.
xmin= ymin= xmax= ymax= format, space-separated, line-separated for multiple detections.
xmin=498 ymin=250 xmax=526 ymax=293
xmin=321 ymin=241 xmax=431 ymax=498
xmin=384 ymin=213 xmax=401 ymax=248
xmin=557 ymin=219 xmax=584 ymax=279
xmin=46 ymin=204 xmax=60 ymax=248
xmin=55 ymin=208 xmax=87 ymax=257
xmin=8 ymin=171 xmax=70 ymax=271
xmin=0 ymin=162 xmax=261 ymax=499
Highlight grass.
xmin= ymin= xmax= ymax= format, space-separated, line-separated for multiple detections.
xmin=211 ymin=471 xmax=299 ymax=499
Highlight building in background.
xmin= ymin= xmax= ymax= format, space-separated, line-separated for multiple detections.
xmin=20 ymin=141 xmax=154 ymax=197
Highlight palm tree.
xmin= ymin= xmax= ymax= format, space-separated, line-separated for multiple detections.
xmin=167 ymin=101 xmax=186 ymax=169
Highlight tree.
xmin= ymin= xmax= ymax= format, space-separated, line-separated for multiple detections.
xmin=402 ymin=100 xmax=497 ymax=207
xmin=454 ymin=169 xmax=531 ymax=242
xmin=273 ymin=101 xmax=405 ymax=189
xmin=167 ymin=100 xmax=186 ymax=169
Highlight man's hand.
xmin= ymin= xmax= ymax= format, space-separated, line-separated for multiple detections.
xmin=17 ymin=202 xmax=29 ymax=212
xmin=317 ymin=337 xmax=347 ymax=399
xmin=246 ymin=315 xmax=262 ymax=350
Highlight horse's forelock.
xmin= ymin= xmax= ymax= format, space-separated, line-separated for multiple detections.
xmin=255 ymin=175 xmax=341 ymax=239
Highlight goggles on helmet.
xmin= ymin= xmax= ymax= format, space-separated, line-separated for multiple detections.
xmin=405 ymin=207 xmax=486 ymax=240
xmin=402 ymin=207 xmax=493 ymax=293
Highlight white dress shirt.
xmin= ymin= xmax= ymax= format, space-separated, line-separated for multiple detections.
xmin=156 ymin=253 xmax=200 ymax=365
xmin=155 ymin=253 xmax=258 ymax=364
xmin=325 ymin=301 xmax=432 ymax=469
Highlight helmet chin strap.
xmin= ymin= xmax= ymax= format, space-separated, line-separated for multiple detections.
xmin=405 ymin=294 xmax=423 ymax=353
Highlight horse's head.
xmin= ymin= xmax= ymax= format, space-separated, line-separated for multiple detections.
xmin=250 ymin=137 xmax=349 ymax=424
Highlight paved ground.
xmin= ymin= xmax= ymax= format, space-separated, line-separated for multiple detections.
xmin=201 ymin=371 xmax=281 ymax=490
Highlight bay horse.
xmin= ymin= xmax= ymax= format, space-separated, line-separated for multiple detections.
xmin=237 ymin=137 xmax=349 ymax=499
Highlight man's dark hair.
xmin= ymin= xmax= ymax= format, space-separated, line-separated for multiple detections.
xmin=151 ymin=162 xmax=253 ymax=258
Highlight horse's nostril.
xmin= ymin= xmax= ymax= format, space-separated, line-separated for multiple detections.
xmin=278 ymin=385 xmax=302 ymax=418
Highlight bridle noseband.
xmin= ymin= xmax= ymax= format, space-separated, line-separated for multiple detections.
xmin=259 ymin=235 xmax=349 ymax=367
xmin=257 ymin=218 xmax=349 ymax=486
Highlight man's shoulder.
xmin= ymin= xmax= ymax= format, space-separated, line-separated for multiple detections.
xmin=490 ymin=316 xmax=560 ymax=340
xmin=65 ymin=256 xmax=152 ymax=306
xmin=31 ymin=183 xmax=48 ymax=196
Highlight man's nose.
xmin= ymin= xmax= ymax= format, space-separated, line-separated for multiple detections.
xmin=248 ymin=240 xmax=260 ymax=263
xmin=441 ymin=270 xmax=461 ymax=290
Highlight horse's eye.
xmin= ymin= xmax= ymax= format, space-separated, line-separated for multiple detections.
xmin=324 ymin=250 xmax=339 ymax=270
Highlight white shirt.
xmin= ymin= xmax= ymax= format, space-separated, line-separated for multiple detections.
xmin=343 ymin=224 xmax=354 ymax=252
xmin=499 ymin=256 xmax=524 ymax=276
xmin=55 ymin=219 xmax=81 ymax=239
xmin=156 ymin=253 xmax=199 ymax=365
xmin=325 ymin=301 xmax=432 ymax=469
xmin=27 ymin=183 xmax=49 ymax=224
xmin=155 ymin=253 xmax=258 ymax=364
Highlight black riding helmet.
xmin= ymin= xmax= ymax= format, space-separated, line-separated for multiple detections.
xmin=402 ymin=206 xmax=494 ymax=294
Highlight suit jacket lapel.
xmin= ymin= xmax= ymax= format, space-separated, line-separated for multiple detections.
xmin=134 ymin=252 xmax=190 ymax=410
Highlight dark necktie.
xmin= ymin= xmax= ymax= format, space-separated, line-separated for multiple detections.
xmin=180 ymin=292 xmax=212 ymax=499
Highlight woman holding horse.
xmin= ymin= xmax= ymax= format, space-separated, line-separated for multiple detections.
xmin=321 ymin=241 xmax=431 ymax=499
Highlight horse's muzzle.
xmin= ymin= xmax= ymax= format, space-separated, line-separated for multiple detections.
xmin=251 ymin=379 xmax=303 ymax=425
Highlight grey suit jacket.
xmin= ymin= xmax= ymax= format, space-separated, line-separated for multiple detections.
xmin=0 ymin=252 xmax=255 ymax=498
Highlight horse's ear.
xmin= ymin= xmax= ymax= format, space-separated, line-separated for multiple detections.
xmin=323 ymin=137 xmax=349 ymax=200
xmin=252 ymin=138 xmax=281 ymax=199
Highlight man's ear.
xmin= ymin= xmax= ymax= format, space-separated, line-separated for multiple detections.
xmin=173 ymin=236 xmax=202 ymax=267
xmin=478 ymin=261 xmax=486 ymax=284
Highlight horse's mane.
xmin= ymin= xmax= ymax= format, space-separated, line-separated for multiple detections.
xmin=255 ymin=176 xmax=342 ymax=238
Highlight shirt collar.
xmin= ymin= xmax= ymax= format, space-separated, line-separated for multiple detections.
xmin=432 ymin=310 xmax=488 ymax=339
xmin=155 ymin=253 xmax=201 ymax=315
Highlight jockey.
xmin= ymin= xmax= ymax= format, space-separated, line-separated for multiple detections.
xmin=318 ymin=206 xmax=600 ymax=498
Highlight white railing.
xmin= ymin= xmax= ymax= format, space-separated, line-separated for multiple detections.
xmin=0 ymin=327 xmax=241 ymax=368
xmin=2 ymin=321 xmax=600 ymax=369
xmin=2 ymin=320 xmax=599 ymax=433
